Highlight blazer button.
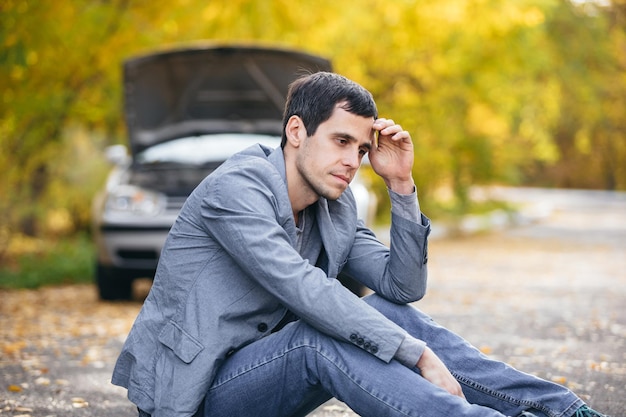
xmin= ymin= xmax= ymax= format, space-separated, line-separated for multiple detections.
xmin=350 ymin=333 xmax=358 ymax=342
xmin=357 ymin=337 xmax=364 ymax=346
xmin=370 ymin=346 xmax=378 ymax=354
xmin=257 ymin=323 xmax=268 ymax=332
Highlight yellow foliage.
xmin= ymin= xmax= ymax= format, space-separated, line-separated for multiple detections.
xmin=44 ymin=209 xmax=74 ymax=236
xmin=0 ymin=0 xmax=625 ymax=242
xmin=4 ymin=234 xmax=45 ymax=258
xmin=467 ymin=103 xmax=510 ymax=139
xmin=521 ymin=7 xmax=545 ymax=27
xmin=575 ymin=129 xmax=592 ymax=155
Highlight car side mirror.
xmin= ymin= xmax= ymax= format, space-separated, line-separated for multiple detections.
xmin=105 ymin=144 xmax=130 ymax=166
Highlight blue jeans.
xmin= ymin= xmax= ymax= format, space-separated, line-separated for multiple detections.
xmin=202 ymin=294 xmax=583 ymax=417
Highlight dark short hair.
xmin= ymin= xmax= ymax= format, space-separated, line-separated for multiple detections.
xmin=281 ymin=72 xmax=378 ymax=147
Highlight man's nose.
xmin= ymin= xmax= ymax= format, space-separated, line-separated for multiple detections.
xmin=342 ymin=150 xmax=361 ymax=168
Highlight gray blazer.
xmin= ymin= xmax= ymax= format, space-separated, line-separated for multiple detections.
xmin=112 ymin=144 xmax=430 ymax=417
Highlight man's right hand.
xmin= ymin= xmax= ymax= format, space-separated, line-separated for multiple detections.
xmin=417 ymin=347 xmax=466 ymax=398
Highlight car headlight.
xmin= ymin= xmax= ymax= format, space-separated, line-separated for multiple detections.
xmin=104 ymin=185 xmax=167 ymax=216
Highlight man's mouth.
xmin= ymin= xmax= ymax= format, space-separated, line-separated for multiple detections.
xmin=333 ymin=174 xmax=351 ymax=184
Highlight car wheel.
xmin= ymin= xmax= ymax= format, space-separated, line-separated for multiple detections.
xmin=96 ymin=264 xmax=133 ymax=301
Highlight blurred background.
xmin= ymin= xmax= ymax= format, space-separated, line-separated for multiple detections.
xmin=1 ymin=0 xmax=625 ymax=288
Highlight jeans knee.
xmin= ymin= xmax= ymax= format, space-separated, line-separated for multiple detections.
xmin=363 ymin=293 xmax=410 ymax=315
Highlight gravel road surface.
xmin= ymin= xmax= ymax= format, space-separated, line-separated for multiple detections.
xmin=1 ymin=187 xmax=624 ymax=416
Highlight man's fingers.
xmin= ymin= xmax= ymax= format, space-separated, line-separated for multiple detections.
xmin=448 ymin=380 xmax=466 ymax=399
xmin=373 ymin=118 xmax=394 ymax=129
xmin=425 ymin=370 xmax=465 ymax=399
xmin=417 ymin=347 xmax=466 ymax=399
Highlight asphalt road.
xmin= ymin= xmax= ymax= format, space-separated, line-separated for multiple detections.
xmin=1 ymin=187 xmax=624 ymax=417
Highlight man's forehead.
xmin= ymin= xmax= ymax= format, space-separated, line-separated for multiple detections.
xmin=331 ymin=104 xmax=376 ymax=130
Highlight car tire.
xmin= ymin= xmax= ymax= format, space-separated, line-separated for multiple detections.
xmin=96 ymin=264 xmax=133 ymax=301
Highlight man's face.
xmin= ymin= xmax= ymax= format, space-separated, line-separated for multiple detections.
xmin=296 ymin=104 xmax=374 ymax=201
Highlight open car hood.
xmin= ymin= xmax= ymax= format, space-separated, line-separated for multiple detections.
xmin=123 ymin=44 xmax=332 ymax=155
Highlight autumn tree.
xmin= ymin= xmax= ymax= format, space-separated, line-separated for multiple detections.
xmin=1 ymin=0 xmax=624 ymax=258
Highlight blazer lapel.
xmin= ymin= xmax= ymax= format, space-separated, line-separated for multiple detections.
xmin=268 ymin=146 xmax=298 ymax=247
xmin=316 ymin=196 xmax=357 ymax=278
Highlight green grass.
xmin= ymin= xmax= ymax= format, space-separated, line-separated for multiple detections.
xmin=0 ymin=234 xmax=95 ymax=289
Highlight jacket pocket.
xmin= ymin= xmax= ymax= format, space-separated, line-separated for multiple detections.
xmin=158 ymin=320 xmax=204 ymax=364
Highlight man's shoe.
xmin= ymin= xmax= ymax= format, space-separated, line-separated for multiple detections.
xmin=574 ymin=405 xmax=610 ymax=417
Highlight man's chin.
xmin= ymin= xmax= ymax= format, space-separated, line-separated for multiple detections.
xmin=322 ymin=188 xmax=346 ymax=201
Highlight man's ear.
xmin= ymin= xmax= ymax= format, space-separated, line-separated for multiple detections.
xmin=285 ymin=115 xmax=306 ymax=148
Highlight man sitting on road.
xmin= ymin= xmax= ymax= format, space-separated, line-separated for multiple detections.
xmin=112 ymin=71 xmax=609 ymax=417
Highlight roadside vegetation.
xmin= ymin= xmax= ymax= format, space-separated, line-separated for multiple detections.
xmin=0 ymin=234 xmax=94 ymax=289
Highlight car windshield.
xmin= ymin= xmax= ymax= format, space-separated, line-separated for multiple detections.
xmin=136 ymin=133 xmax=281 ymax=166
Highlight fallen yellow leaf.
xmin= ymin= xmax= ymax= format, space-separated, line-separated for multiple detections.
xmin=551 ymin=376 xmax=567 ymax=384
xmin=71 ymin=397 xmax=89 ymax=408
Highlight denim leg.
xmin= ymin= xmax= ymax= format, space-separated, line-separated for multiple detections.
xmin=363 ymin=294 xmax=584 ymax=417
xmin=204 ymin=319 xmax=507 ymax=417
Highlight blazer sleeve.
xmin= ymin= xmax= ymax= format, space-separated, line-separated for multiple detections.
xmin=341 ymin=192 xmax=431 ymax=304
